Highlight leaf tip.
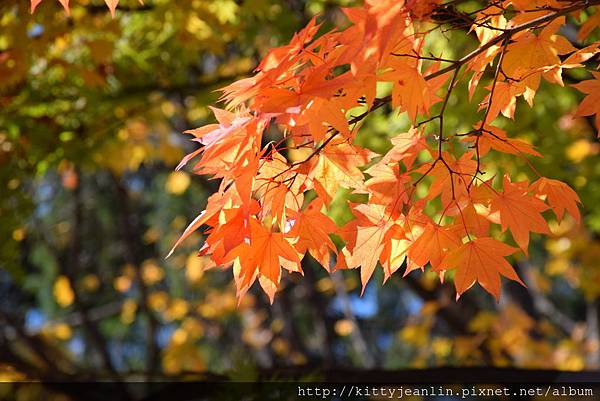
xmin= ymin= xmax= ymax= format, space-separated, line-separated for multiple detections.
xmin=360 ymin=283 xmax=367 ymax=297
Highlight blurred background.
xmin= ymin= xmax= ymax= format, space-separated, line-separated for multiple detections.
xmin=1 ymin=0 xmax=600 ymax=397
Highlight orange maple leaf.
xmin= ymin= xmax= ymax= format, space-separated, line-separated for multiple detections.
xmin=206 ymin=207 xmax=253 ymax=266
xmin=228 ymin=218 xmax=300 ymax=302
xmin=363 ymin=163 xmax=412 ymax=213
xmin=424 ymin=151 xmax=477 ymax=206
xmin=481 ymin=80 xmax=525 ymax=122
xmin=338 ymin=204 xmax=399 ymax=292
xmin=532 ymin=177 xmax=582 ymax=224
xmin=381 ymin=64 xmax=447 ymax=122
xmin=255 ymin=151 xmax=306 ymax=224
xmin=250 ymin=218 xmax=301 ymax=284
xmin=381 ymin=127 xmax=428 ymax=168
xmin=490 ymin=175 xmax=550 ymax=253
xmin=572 ymin=71 xmax=600 ymax=137
xmin=407 ymin=223 xmax=461 ymax=270
xmin=166 ymin=192 xmax=229 ymax=258
xmin=437 ymin=237 xmax=524 ymax=300
xmin=312 ymin=141 xmax=369 ymax=203
xmin=502 ymin=17 xmax=576 ymax=103
xmin=287 ymin=199 xmax=338 ymax=270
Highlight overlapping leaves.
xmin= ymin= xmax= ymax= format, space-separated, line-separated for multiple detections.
xmin=161 ymin=0 xmax=592 ymax=302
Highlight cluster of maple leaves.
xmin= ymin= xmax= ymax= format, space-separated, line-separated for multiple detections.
xmin=167 ymin=0 xmax=600 ymax=303
xmin=32 ymin=0 xmax=599 ymax=302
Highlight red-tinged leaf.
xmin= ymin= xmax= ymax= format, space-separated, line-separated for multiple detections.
xmin=251 ymin=219 xmax=301 ymax=283
xmin=179 ymin=110 xmax=255 ymax=175
xmin=490 ymin=175 xmax=550 ymax=253
xmin=228 ymin=218 xmax=300 ymax=299
xmin=167 ymin=211 xmax=211 ymax=259
xmin=383 ymin=64 xmax=441 ymax=122
xmin=184 ymin=109 xmax=250 ymax=148
xmin=301 ymin=66 xmax=357 ymax=100
xmin=179 ymin=111 xmax=264 ymax=206
xmin=321 ymin=139 xmax=373 ymax=169
xmin=193 ymin=199 xmax=259 ymax=267
xmin=443 ymin=180 xmax=498 ymax=237
xmin=257 ymin=16 xmax=322 ymax=72
xmin=176 ymin=147 xmax=203 ymax=172
xmin=532 ymin=177 xmax=582 ymax=223
xmin=287 ymin=199 xmax=338 ymax=270
xmin=344 ymin=61 xmax=378 ymax=109
xmin=407 ymin=223 xmax=461 ymax=270
xmin=208 ymin=208 xmax=253 ymax=265
xmin=467 ymin=12 xmax=504 ymax=98
xmin=437 ymin=237 xmax=524 ymax=300
xmin=167 ymin=191 xmax=238 ymax=258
